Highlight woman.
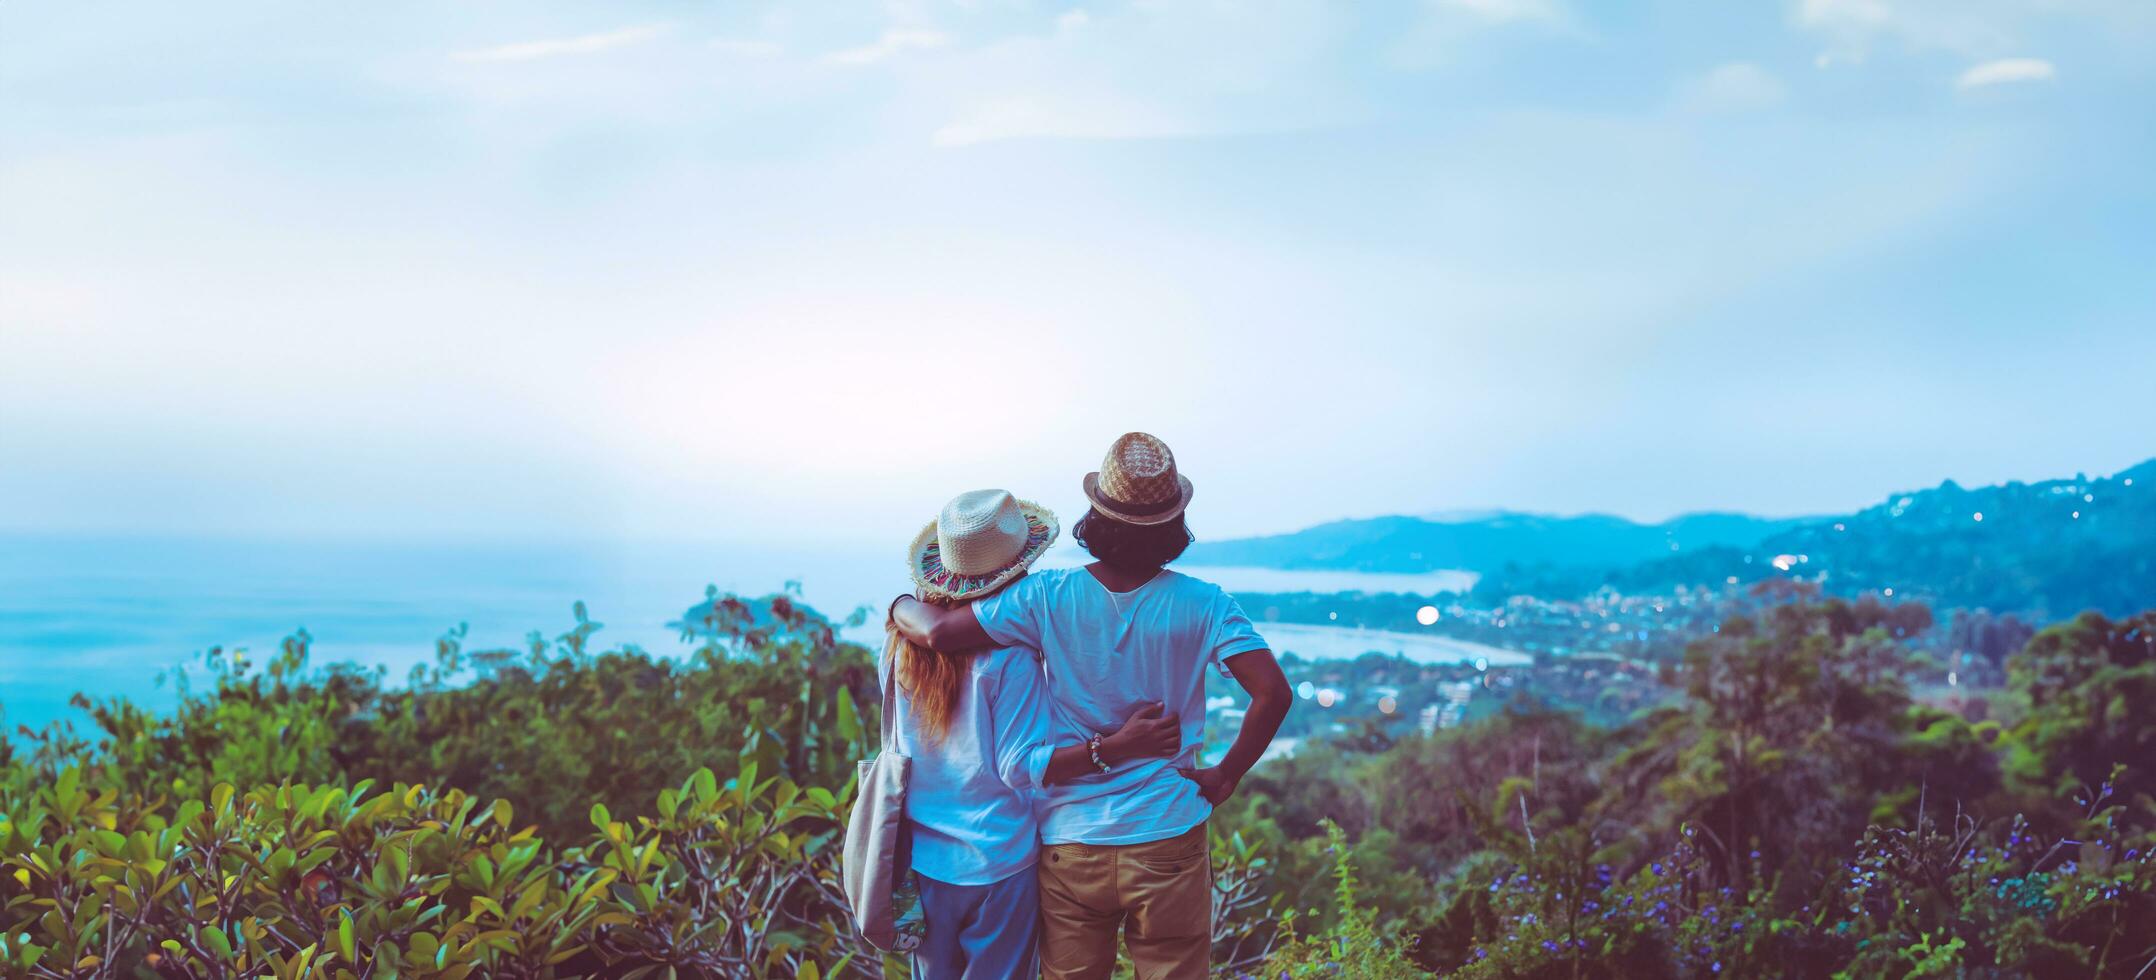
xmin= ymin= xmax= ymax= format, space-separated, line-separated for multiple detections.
xmin=886 ymin=489 xmax=1182 ymax=979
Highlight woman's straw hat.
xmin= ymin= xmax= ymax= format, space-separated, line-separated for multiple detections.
xmin=1081 ymin=432 xmax=1195 ymax=526
xmin=908 ymin=489 xmax=1060 ymax=601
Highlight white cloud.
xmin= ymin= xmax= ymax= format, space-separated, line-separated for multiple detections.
xmin=451 ymin=25 xmax=668 ymax=64
xmin=1678 ymin=62 xmax=1788 ymax=112
xmin=1434 ymin=0 xmax=1566 ymax=25
xmin=709 ymin=37 xmax=784 ymax=58
xmin=921 ymin=1 xmax=1362 ymax=146
xmin=818 ymin=28 xmax=951 ymax=67
xmin=932 ymin=95 xmax=1192 ymax=147
xmin=1797 ymin=0 xmax=1890 ymax=33
xmin=1792 ymin=0 xmax=2055 ymax=63
xmin=1957 ymin=57 xmax=2056 ymax=88
xmin=1390 ymin=0 xmax=1579 ymax=68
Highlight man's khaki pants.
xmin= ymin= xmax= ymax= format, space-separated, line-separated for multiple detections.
xmin=1037 ymin=824 xmax=1211 ymax=979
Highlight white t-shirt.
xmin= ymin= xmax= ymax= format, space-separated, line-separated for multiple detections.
xmin=880 ymin=644 xmax=1057 ymax=885
xmin=972 ymin=567 xmax=1270 ymax=846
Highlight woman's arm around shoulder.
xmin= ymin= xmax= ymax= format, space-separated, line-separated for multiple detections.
xmin=890 ymin=595 xmax=996 ymax=654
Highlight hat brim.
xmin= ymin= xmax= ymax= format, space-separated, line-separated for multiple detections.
xmin=908 ymin=499 xmax=1061 ymax=602
xmin=1080 ymin=472 xmax=1194 ymax=527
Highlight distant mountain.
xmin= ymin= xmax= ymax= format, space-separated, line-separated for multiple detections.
xmin=1189 ymin=459 xmax=2156 ymax=620
xmin=1183 ymin=510 xmax=1813 ymax=574
xmin=1470 ymin=458 xmax=2156 ymax=619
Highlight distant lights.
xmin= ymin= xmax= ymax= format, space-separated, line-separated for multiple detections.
xmin=2073 ymin=511 xmax=2082 ymax=519
xmin=1884 ymin=587 xmax=1895 ymax=597
xmin=2086 ymin=493 xmax=2096 ymax=503
xmin=1948 ymin=671 xmax=1959 ymax=687
xmin=1296 ymin=681 xmax=1316 ymax=700
xmin=2127 ymin=478 xmax=2136 ymax=487
xmin=1771 ymin=554 xmax=1798 ymax=571
xmin=1328 ymin=611 xmax=1338 ymax=621
xmin=1316 ymin=688 xmax=1339 ymax=708
xmin=1416 ymin=605 xmax=1441 ymax=626
xmin=1378 ymin=695 xmax=1398 ymax=715
xmin=1725 ymin=576 xmax=1740 ymax=585
xmin=1833 ymin=523 xmax=1847 ymax=532
xmin=1973 ymin=512 xmax=1984 ymax=523
xmin=1473 ymin=657 xmax=1489 ymax=672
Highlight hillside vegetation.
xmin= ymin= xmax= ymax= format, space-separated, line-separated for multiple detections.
xmin=3 ymin=588 xmax=2152 ymax=978
xmin=1196 ymin=458 xmax=2156 ymax=621
xmin=1183 ymin=512 xmax=1805 ymax=574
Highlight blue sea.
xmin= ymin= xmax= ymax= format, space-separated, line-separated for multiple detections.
xmin=0 ymin=534 xmax=1481 ymax=737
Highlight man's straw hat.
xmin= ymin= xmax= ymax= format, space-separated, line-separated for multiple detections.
xmin=908 ymin=489 xmax=1060 ymax=601
xmin=1081 ymin=432 xmax=1194 ymax=526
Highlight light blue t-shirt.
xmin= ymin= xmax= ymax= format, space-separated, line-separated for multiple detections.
xmin=881 ymin=644 xmax=1057 ymax=885
xmin=972 ymin=567 xmax=1269 ymax=846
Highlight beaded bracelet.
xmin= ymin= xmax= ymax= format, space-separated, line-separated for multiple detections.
xmin=1087 ymin=734 xmax=1112 ymax=773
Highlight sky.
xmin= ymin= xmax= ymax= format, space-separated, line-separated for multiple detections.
xmin=3 ymin=0 xmax=2154 ymax=546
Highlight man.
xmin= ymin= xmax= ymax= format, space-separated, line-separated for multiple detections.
xmin=893 ymin=432 xmax=1293 ymax=979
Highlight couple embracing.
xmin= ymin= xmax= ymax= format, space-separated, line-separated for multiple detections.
xmin=872 ymin=432 xmax=1292 ymax=979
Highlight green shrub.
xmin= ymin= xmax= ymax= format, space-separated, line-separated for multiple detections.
xmin=0 ymin=763 xmax=860 ymax=979
xmin=35 ymin=592 xmax=879 ymax=842
xmin=1257 ymin=820 xmax=1422 ymax=978
xmin=11 ymin=590 xmax=2156 ymax=978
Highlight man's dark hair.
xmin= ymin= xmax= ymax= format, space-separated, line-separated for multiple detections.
xmin=1072 ymin=509 xmax=1192 ymax=570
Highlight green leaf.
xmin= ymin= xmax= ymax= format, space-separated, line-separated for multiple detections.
xmin=338 ymin=911 xmax=356 ymax=963
xmin=835 ymin=687 xmax=860 ymax=744
xmin=374 ymin=941 xmax=402 ymax=980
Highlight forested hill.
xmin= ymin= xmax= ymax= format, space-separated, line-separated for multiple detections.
xmin=1476 ymin=458 xmax=2156 ymax=618
xmin=1182 ymin=511 xmax=1810 ymax=573
xmin=1189 ymin=458 xmax=2156 ymax=619
xmin=1711 ymin=456 xmax=2156 ymax=616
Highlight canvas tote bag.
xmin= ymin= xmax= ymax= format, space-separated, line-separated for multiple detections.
xmin=842 ymin=647 xmax=920 ymax=951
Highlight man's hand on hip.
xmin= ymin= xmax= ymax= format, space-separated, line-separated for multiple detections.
xmin=1176 ymin=765 xmax=1239 ymax=806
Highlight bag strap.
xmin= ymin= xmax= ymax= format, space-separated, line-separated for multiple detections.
xmin=879 ymin=632 xmax=901 ymax=749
